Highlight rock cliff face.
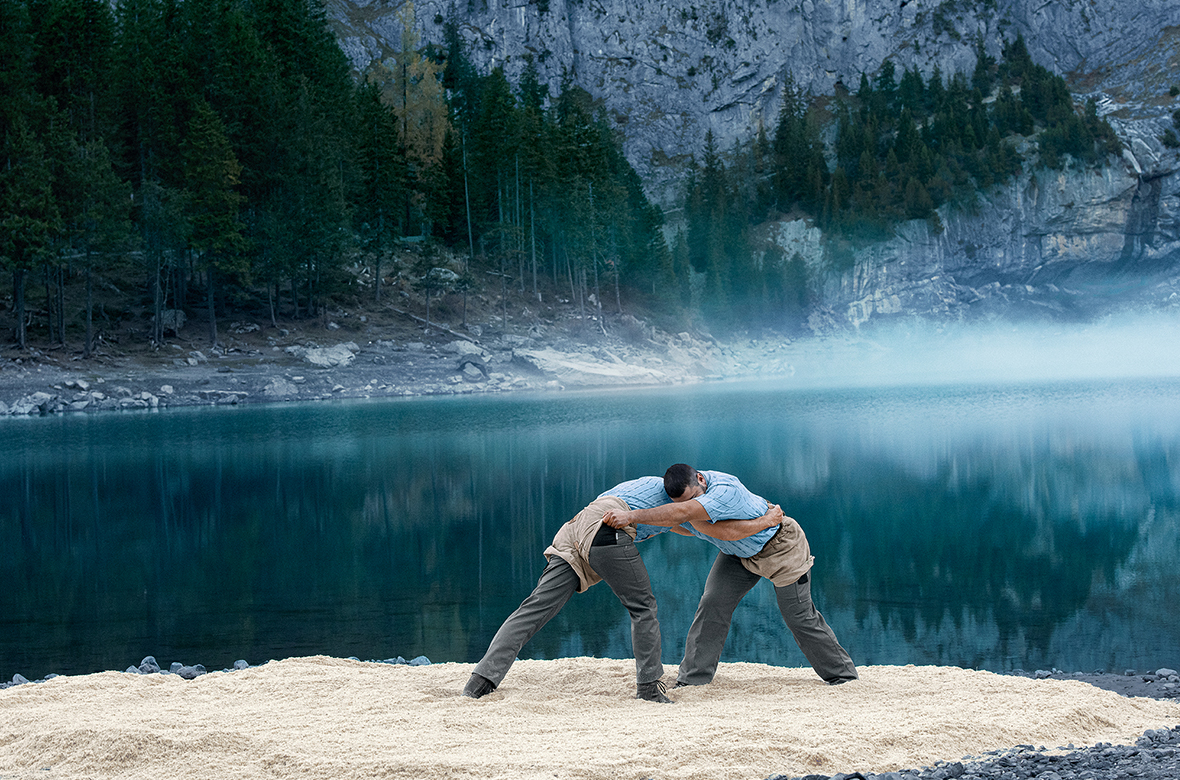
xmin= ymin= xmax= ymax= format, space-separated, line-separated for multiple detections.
xmin=327 ymin=0 xmax=1180 ymax=329
xmin=800 ymin=156 xmax=1180 ymax=331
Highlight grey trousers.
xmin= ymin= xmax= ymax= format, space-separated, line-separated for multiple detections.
xmin=677 ymin=550 xmax=857 ymax=685
xmin=473 ymin=530 xmax=664 ymax=687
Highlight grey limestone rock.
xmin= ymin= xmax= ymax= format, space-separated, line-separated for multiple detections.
xmin=458 ymin=354 xmax=490 ymax=381
xmin=513 ymin=347 xmax=668 ymax=386
xmin=10 ymin=392 xmax=55 ymax=415
xmin=443 ymin=339 xmax=486 ymax=356
xmin=299 ymin=343 xmax=359 ymax=368
xmin=156 ymin=308 xmax=186 ymax=336
xmin=263 ymin=377 xmax=300 ymax=398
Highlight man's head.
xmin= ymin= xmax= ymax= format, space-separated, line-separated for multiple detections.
xmin=664 ymin=463 xmax=706 ymax=502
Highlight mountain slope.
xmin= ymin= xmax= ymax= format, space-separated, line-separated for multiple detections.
xmin=328 ymin=0 xmax=1180 ymax=330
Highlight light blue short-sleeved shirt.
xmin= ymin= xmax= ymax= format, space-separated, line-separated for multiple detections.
xmin=598 ymin=476 xmax=669 ymax=541
xmin=599 ymin=471 xmax=777 ymax=557
xmin=686 ymin=470 xmax=776 ymax=558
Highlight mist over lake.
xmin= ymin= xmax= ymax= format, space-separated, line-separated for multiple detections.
xmin=3 ymin=377 xmax=1179 ymax=682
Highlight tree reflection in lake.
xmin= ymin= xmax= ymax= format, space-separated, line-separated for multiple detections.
xmin=2 ymin=379 xmax=1178 ymax=682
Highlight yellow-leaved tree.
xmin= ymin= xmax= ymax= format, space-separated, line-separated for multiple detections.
xmin=370 ymin=1 xmax=449 ymax=233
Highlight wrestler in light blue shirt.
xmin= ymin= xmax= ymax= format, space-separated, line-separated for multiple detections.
xmin=679 ymin=470 xmax=775 ymax=557
xmin=600 ymin=470 xmax=776 ymax=558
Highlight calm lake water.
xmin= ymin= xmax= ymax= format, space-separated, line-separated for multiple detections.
xmin=2 ymin=378 xmax=1179 ymax=682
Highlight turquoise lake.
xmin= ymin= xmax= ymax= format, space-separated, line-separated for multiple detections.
xmin=2 ymin=378 xmax=1178 ymax=681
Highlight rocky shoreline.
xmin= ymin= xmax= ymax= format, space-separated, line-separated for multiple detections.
xmin=780 ymin=726 xmax=1180 ymax=780
xmin=0 ymin=313 xmax=808 ymax=417
xmin=8 ymin=308 xmax=1180 ymax=418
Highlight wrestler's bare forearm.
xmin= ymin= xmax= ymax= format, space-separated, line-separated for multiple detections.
xmin=606 ymin=503 xmax=783 ymax=541
xmin=688 ymin=504 xmax=783 ymax=541
xmin=602 ymin=500 xmax=708 ymax=529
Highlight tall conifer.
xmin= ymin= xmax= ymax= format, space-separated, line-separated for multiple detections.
xmin=182 ymin=99 xmax=245 ymax=346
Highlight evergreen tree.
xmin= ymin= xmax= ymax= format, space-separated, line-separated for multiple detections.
xmin=140 ymin=178 xmax=189 ymax=340
xmin=550 ymin=78 xmax=600 ymax=301
xmin=244 ymin=0 xmax=356 ymax=316
xmin=898 ymin=66 xmax=925 ymax=115
xmin=285 ymin=78 xmax=351 ymax=317
xmin=253 ymin=0 xmax=351 ymax=101
xmin=1 ymin=118 xmax=62 ymax=348
xmin=926 ymin=64 xmax=945 ymax=114
xmin=72 ymin=139 xmax=131 ymax=355
xmin=1083 ymin=97 xmax=1121 ymax=160
xmin=470 ymin=67 xmax=519 ymax=235
xmin=29 ymin=0 xmax=116 ymax=144
xmin=894 ymin=108 xmax=920 ymax=164
xmin=516 ymin=55 xmax=551 ymax=300
xmin=354 ymin=81 xmax=407 ymax=301
xmin=182 ymin=99 xmax=245 ymax=346
xmin=1001 ymin=34 xmax=1034 ymax=80
xmin=428 ymin=127 xmax=470 ymax=249
xmin=971 ymin=38 xmax=996 ymax=97
xmin=875 ymin=59 xmax=899 ymax=118
xmin=112 ymin=0 xmax=194 ymax=330
xmin=441 ymin=14 xmax=481 ymax=131
xmin=112 ymin=0 xmax=186 ymax=189
xmin=1 ymin=0 xmax=60 ymax=348
xmin=686 ymin=130 xmax=730 ymax=313
xmin=0 ymin=0 xmax=38 ymax=126
xmin=180 ymin=0 xmax=275 ymax=201
xmin=773 ymin=74 xmax=825 ymax=213
xmin=903 ymin=176 xmax=934 ymax=220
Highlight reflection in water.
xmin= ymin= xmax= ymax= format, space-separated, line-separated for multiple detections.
xmin=2 ymin=380 xmax=1178 ymax=681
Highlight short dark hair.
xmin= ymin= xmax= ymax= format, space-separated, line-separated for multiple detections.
xmin=664 ymin=463 xmax=698 ymax=499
